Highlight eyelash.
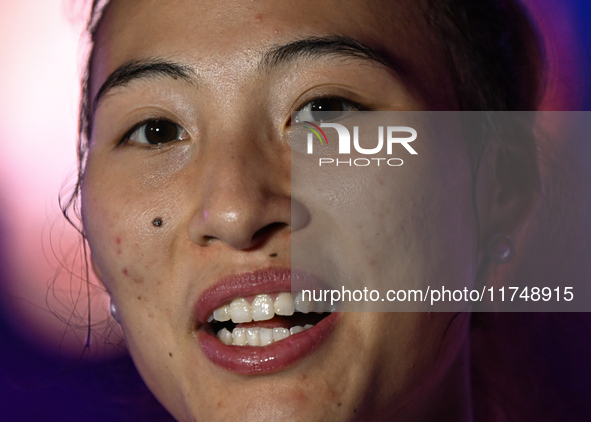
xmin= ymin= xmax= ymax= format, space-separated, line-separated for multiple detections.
xmin=116 ymin=96 xmax=368 ymax=147
xmin=293 ymin=96 xmax=368 ymax=124
xmin=117 ymin=118 xmax=188 ymax=147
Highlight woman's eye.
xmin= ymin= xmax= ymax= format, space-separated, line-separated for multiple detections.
xmin=126 ymin=119 xmax=189 ymax=145
xmin=295 ymin=98 xmax=360 ymax=123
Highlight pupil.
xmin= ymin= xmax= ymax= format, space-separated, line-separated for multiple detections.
xmin=145 ymin=120 xmax=177 ymax=144
xmin=310 ymin=99 xmax=345 ymax=121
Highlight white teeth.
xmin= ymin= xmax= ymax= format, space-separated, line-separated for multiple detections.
xmin=259 ymin=328 xmax=274 ymax=346
xmin=252 ymin=294 xmax=274 ymax=321
xmin=294 ymin=291 xmax=314 ymax=314
xmin=213 ymin=305 xmax=231 ymax=322
xmin=313 ymin=298 xmax=326 ymax=314
xmin=232 ymin=328 xmax=248 ymax=346
xmin=208 ymin=291 xmax=333 ymax=323
xmin=218 ymin=324 xmax=317 ymax=346
xmin=229 ymin=298 xmax=252 ymax=323
xmin=289 ymin=325 xmax=305 ymax=335
xmin=274 ymin=292 xmax=295 ymax=316
xmin=273 ymin=327 xmax=290 ymax=342
xmin=217 ymin=327 xmax=232 ymax=345
xmin=246 ymin=327 xmax=261 ymax=346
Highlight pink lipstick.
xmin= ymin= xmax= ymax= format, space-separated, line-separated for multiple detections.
xmin=195 ymin=267 xmax=338 ymax=374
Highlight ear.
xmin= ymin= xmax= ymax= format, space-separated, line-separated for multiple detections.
xmin=475 ymin=127 xmax=540 ymax=255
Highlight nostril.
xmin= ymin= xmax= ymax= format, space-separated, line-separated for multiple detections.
xmin=203 ymin=235 xmax=216 ymax=244
xmin=250 ymin=222 xmax=289 ymax=248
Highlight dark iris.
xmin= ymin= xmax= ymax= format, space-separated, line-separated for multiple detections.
xmin=307 ymin=98 xmax=350 ymax=121
xmin=143 ymin=120 xmax=179 ymax=145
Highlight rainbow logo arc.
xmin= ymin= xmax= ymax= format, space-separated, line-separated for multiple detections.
xmin=303 ymin=121 xmax=329 ymax=145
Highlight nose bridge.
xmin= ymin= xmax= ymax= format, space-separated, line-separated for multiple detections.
xmin=188 ymin=122 xmax=293 ymax=250
xmin=202 ymin=134 xmax=267 ymax=216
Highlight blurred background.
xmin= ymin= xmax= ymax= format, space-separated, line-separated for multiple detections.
xmin=0 ymin=1 xmax=171 ymax=420
xmin=0 ymin=0 xmax=589 ymax=420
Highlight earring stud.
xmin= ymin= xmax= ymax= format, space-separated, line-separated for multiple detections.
xmin=110 ymin=299 xmax=121 ymax=323
xmin=487 ymin=232 xmax=514 ymax=264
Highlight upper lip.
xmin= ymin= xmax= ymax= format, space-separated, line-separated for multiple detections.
xmin=194 ymin=267 xmax=327 ymax=324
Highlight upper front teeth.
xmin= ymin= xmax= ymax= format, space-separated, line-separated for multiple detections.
xmin=208 ymin=292 xmax=332 ymax=324
xmin=251 ymin=294 xmax=274 ymax=321
xmin=229 ymin=298 xmax=252 ymax=323
xmin=274 ymin=292 xmax=295 ymax=316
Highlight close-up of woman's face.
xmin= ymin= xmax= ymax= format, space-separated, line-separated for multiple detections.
xmin=80 ymin=0 xmax=510 ymax=420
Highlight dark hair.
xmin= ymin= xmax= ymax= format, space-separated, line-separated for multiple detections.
xmin=424 ymin=0 xmax=544 ymax=112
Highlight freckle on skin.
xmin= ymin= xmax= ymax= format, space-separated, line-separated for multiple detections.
xmin=292 ymin=391 xmax=306 ymax=404
xmin=138 ymin=296 xmax=141 ymax=300
xmin=169 ymin=352 xmax=173 ymax=357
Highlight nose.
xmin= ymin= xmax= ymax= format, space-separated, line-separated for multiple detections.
xmin=188 ymin=132 xmax=306 ymax=251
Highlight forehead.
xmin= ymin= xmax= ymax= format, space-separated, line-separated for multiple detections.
xmin=91 ymin=0 xmax=453 ymax=109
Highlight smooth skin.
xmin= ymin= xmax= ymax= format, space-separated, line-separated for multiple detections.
xmin=82 ymin=0 xmax=538 ymax=421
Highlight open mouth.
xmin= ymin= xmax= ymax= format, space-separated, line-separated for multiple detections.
xmin=196 ymin=268 xmax=340 ymax=374
xmin=205 ymin=292 xmax=335 ymax=346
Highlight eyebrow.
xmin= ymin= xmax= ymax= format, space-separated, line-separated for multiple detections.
xmin=93 ymin=60 xmax=195 ymax=110
xmin=93 ymin=36 xmax=401 ymax=110
xmin=260 ymin=35 xmax=401 ymax=74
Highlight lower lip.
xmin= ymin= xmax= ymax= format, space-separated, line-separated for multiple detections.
xmin=198 ymin=312 xmax=339 ymax=374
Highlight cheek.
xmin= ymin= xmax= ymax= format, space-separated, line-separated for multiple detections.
xmin=292 ymin=123 xmax=476 ymax=304
xmin=80 ymin=147 xmax=193 ymax=293
xmin=82 ymin=182 xmax=161 ymax=289
xmin=370 ymin=155 xmax=476 ymax=284
xmin=80 ymin=154 xmax=195 ymax=387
